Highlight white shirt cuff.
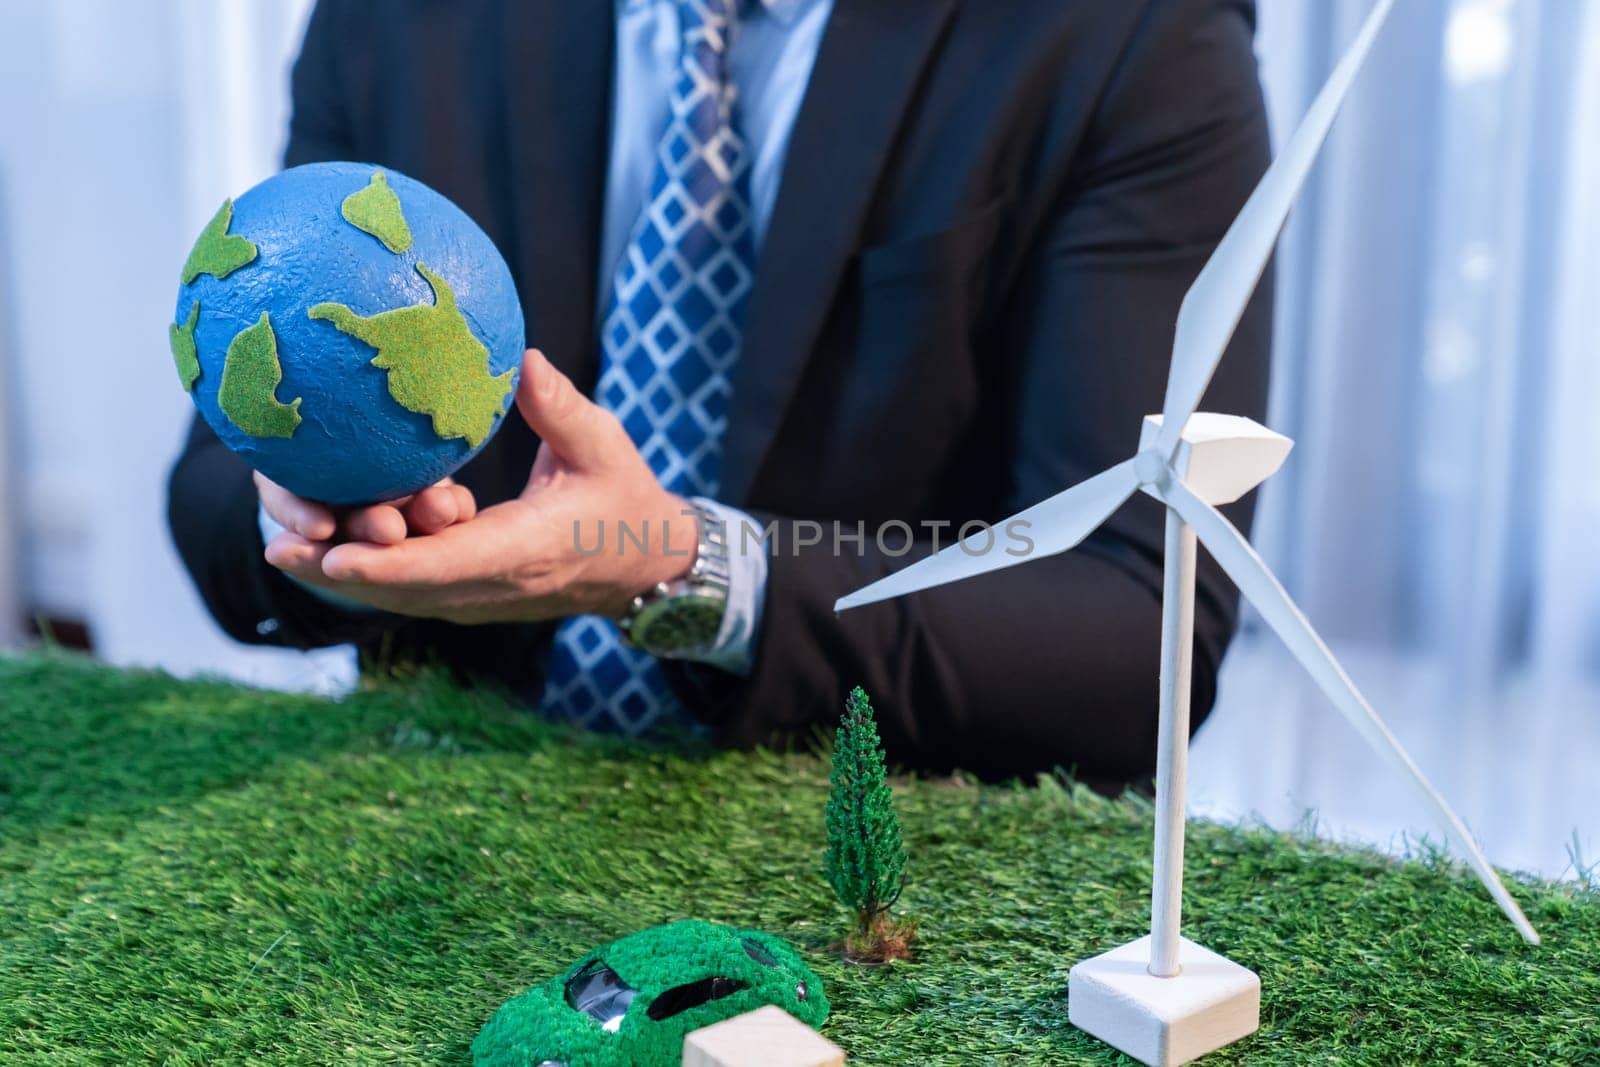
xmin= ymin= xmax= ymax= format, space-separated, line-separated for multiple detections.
xmin=676 ymin=497 xmax=767 ymax=676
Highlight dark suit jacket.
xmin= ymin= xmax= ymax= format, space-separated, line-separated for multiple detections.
xmin=169 ymin=0 xmax=1273 ymax=783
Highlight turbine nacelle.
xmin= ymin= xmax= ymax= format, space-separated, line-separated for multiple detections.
xmin=1137 ymin=413 xmax=1294 ymax=506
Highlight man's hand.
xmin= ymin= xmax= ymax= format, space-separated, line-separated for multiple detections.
xmin=263 ymin=349 xmax=698 ymax=625
xmin=257 ymin=471 xmax=478 ymax=547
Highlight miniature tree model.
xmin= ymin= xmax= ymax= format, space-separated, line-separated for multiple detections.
xmin=823 ymin=687 xmax=912 ymax=963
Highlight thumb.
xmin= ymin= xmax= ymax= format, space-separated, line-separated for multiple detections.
xmin=515 ymin=348 xmax=623 ymax=471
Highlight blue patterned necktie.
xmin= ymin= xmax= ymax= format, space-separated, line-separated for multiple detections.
xmin=541 ymin=0 xmax=756 ymax=735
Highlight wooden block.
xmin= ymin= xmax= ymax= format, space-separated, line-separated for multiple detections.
xmin=1068 ymin=935 xmax=1259 ymax=1067
xmin=682 ymin=1006 xmax=845 ymax=1067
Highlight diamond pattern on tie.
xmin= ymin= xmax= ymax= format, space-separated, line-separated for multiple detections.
xmin=542 ymin=0 xmax=755 ymax=736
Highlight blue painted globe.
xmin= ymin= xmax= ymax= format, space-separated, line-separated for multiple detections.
xmin=170 ymin=161 xmax=525 ymax=504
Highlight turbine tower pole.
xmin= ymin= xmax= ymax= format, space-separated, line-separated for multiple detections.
xmin=1149 ymin=506 xmax=1197 ymax=978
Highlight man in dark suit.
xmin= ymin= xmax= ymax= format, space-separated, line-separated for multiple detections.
xmin=169 ymin=0 xmax=1272 ymax=784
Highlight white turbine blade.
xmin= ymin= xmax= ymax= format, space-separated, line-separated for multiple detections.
xmin=835 ymin=458 xmax=1140 ymax=612
xmin=1155 ymin=0 xmax=1396 ymax=456
xmin=1160 ymin=478 xmax=1541 ymax=944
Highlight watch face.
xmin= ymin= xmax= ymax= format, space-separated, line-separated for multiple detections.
xmin=631 ymin=592 xmax=725 ymax=656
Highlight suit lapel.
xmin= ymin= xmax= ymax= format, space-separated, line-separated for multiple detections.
xmin=499 ymin=1 xmax=614 ymax=391
xmin=495 ymin=0 xmax=956 ymax=500
xmin=720 ymin=0 xmax=957 ymax=505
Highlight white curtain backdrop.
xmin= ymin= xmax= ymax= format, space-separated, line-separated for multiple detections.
xmin=0 ymin=1 xmax=1593 ymax=872
xmin=1192 ymin=0 xmax=1600 ymax=878
xmin=0 ymin=0 xmax=348 ymax=691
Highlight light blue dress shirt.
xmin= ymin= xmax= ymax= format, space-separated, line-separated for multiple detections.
xmin=600 ymin=0 xmax=833 ymax=675
xmin=600 ymin=0 xmax=834 ymax=292
xmin=262 ymin=0 xmax=832 ymax=676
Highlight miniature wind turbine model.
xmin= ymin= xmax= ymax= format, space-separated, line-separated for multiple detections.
xmin=836 ymin=1 xmax=1538 ymax=1063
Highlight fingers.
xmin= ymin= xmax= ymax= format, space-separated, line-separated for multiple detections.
xmin=265 ymin=472 xmax=485 ymax=598
xmin=265 ymin=531 xmax=404 ymax=615
xmin=263 ymin=530 xmax=337 ymax=587
xmin=252 ymin=472 xmax=447 ymax=546
xmin=515 ymin=349 xmax=625 ymax=471
xmin=341 ymin=503 xmax=409 ymax=545
xmin=402 ymin=481 xmax=477 ymax=535
xmin=451 ymin=481 xmax=479 ymax=522
xmin=402 ymin=488 xmax=456 ymax=535
xmin=337 ymin=480 xmax=478 ymax=543
xmin=322 ymin=500 xmax=537 ymax=587
xmin=254 ymin=471 xmax=337 ymax=541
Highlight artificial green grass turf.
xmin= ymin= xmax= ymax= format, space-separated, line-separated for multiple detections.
xmin=0 ymin=651 xmax=1595 ymax=1065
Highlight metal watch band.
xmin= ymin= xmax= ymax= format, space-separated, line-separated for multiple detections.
xmin=616 ymin=501 xmax=731 ymax=653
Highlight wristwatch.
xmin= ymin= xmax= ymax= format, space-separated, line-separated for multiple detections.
xmin=616 ymin=500 xmax=731 ymax=658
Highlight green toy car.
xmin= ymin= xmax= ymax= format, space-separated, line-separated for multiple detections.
xmin=472 ymin=920 xmax=830 ymax=1067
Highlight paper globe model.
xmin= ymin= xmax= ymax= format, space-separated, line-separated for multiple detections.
xmin=168 ymin=162 xmax=525 ymax=504
xmin=471 ymin=920 xmax=829 ymax=1067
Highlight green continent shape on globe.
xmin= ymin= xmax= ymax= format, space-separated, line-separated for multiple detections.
xmin=180 ymin=199 xmax=258 ymax=284
xmin=170 ymin=301 xmax=201 ymax=391
xmin=341 ymin=171 xmax=413 ymax=253
xmin=218 ymin=312 xmax=303 ymax=439
xmin=308 ymin=264 xmax=514 ymax=448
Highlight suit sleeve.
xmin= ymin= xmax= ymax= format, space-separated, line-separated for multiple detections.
xmin=675 ymin=0 xmax=1274 ymax=783
xmin=167 ymin=0 xmax=392 ymax=650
